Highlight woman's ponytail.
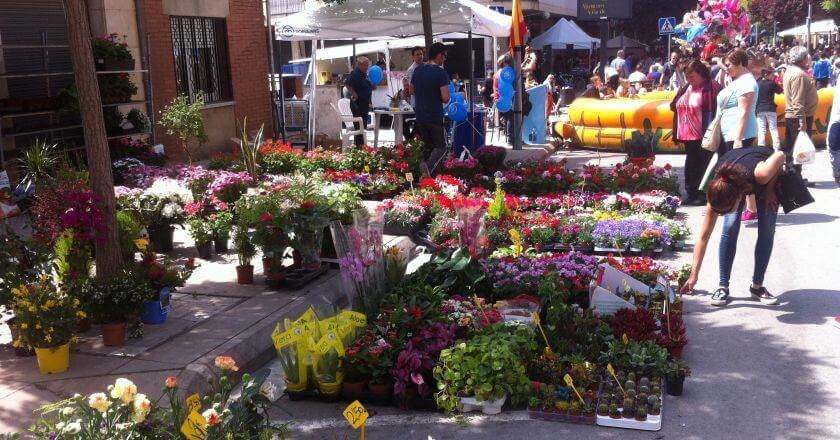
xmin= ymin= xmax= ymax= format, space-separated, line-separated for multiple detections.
xmin=708 ymin=162 xmax=750 ymax=213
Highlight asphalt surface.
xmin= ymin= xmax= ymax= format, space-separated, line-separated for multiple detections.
xmin=269 ymin=150 xmax=840 ymax=440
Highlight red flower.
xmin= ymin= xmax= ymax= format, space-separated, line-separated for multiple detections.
xmin=148 ymin=268 xmax=165 ymax=280
xmin=186 ymin=257 xmax=195 ymax=269
xmin=407 ymin=306 xmax=424 ymax=320
xmin=260 ymin=214 xmax=274 ymax=222
xmin=592 ymin=176 xmax=602 ymax=185
xmin=301 ymin=201 xmax=315 ymax=208
xmin=664 ymin=163 xmax=672 ymax=170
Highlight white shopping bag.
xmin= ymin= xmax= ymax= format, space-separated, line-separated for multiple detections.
xmin=793 ymin=131 xmax=816 ymax=165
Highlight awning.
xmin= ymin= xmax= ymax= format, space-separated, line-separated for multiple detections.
xmin=778 ymin=19 xmax=838 ymax=37
xmin=273 ymin=0 xmax=512 ymax=41
xmin=530 ymin=18 xmax=600 ymax=50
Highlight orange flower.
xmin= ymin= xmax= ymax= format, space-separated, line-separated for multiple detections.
xmin=165 ymin=376 xmax=178 ymax=389
xmin=202 ymin=408 xmax=221 ymax=426
xmin=214 ymin=355 xmax=238 ymax=372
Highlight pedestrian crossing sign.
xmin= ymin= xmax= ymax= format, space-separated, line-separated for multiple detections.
xmin=659 ymin=17 xmax=676 ymax=35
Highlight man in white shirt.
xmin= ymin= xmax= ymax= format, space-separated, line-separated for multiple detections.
xmin=403 ymin=46 xmax=425 ymax=108
xmin=610 ymin=49 xmax=630 ymax=79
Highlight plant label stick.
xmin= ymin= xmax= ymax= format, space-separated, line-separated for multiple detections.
xmin=563 ymin=374 xmax=585 ymax=404
xmin=185 ymin=394 xmax=201 ymax=413
xmin=531 ymin=312 xmax=554 ymax=356
xmin=607 ymin=364 xmax=627 ymax=397
xmin=473 ymin=296 xmax=490 ymax=324
xmin=343 ymin=400 xmax=369 ymax=429
xmin=180 ymin=410 xmax=207 ymax=440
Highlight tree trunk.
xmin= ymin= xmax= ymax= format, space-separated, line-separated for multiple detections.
xmin=63 ymin=0 xmax=123 ymax=277
xmin=421 ymin=0 xmax=433 ymax=51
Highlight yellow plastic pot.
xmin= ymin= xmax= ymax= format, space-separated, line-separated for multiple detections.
xmin=284 ymin=377 xmax=308 ymax=393
xmin=317 ymin=377 xmax=343 ymax=396
xmin=35 ymin=343 xmax=70 ymax=374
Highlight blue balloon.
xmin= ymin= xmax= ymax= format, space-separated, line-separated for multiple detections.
xmin=451 ymin=93 xmax=465 ymax=104
xmin=496 ymin=97 xmax=512 ymax=112
xmin=368 ymin=65 xmax=383 ymax=84
xmin=499 ymin=80 xmax=514 ymax=96
xmin=447 ymin=102 xmax=467 ymax=121
xmin=686 ymin=23 xmax=707 ymax=45
xmin=449 ymin=83 xmax=456 ymax=95
xmin=500 ymin=66 xmax=515 ymax=84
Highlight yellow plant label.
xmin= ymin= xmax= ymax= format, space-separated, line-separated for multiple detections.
xmin=563 ymin=374 xmax=585 ymax=404
xmin=273 ymin=328 xmax=299 ymax=350
xmin=364 ymin=166 xmax=370 ymax=173
xmin=292 ymin=307 xmax=318 ymax=327
xmin=531 ymin=311 xmax=540 ymax=325
xmin=622 ymin=333 xmax=629 ymax=345
xmin=606 ymin=364 xmax=615 ymax=376
xmin=180 ymin=410 xmax=207 ymax=440
xmin=340 ymin=310 xmax=367 ymax=327
xmin=343 ymin=400 xmax=369 ymax=429
xmin=607 ymin=363 xmax=627 ymax=397
xmin=313 ymin=332 xmax=345 ymax=356
xmin=185 ymin=394 xmax=202 ymax=413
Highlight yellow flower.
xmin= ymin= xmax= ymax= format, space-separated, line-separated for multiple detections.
xmin=19 ymin=323 xmax=28 ymax=329
xmin=132 ymin=393 xmax=151 ymax=423
xmin=110 ymin=378 xmax=138 ymax=404
xmin=88 ymin=393 xmax=112 ymax=413
xmin=28 ymin=306 xmax=36 ymax=313
xmin=35 ymin=324 xmax=42 ymax=330
xmin=45 ymin=334 xmax=52 ymax=343
xmin=135 ymin=238 xmax=149 ymax=251
xmin=77 ymin=311 xmax=87 ymax=319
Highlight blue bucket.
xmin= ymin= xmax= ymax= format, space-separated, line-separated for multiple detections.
xmin=141 ymin=287 xmax=172 ymax=324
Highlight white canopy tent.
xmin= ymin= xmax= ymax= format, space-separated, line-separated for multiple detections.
xmin=530 ymin=18 xmax=600 ymax=50
xmin=273 ymin=0 xmax=511 ymax=41
xmin=272 ymin=0 xmax=512 ymax=148
xmin=778 ymin=19 xmax=838 ymax=37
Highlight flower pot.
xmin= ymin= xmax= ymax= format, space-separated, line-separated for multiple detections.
xmin=459 ymin=394 xmax=507 ymax=415
xmin=342 ymin=380 xmax=366 ymax=394
xmin=101 ymin=322 xmax=127 ymax=346
xmin=148 ymin=225 xmax=175 ymax=253
xmin=196 ymin=241 xmax=213 ymax=260
xmin=7 ymin=318 xmax=35 ymax=357
xmin=141 ymin=287 xmax=172 ymax=325
xmin=96 ymin=58 xmax=135 ymax=71
xmin=666 ymin=374 xmax=685 ymax=396
xmin=285 ymin=378 xmax=308 ymax=393
xmin=236 ymin=265 xmax=254 ymax=284
xmin=35 ymin=343 xmax=70 ymax=374
xmin=368 ymin=381 xmax=392 ymax=395
xmin=317 ymin=378 xmax=343 ymax=396
xmin=76 ymin=316 xmax=92 ymax=333
xmin=213 ymin=234 xmax=229 ymax=253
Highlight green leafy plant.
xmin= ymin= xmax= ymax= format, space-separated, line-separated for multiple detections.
xmin=159 ymin=93 xmax=208 ymax=165
xmin=234 ymin=224 xmax=256 ymax=267
xmin=210 ymin=211 xmax=234 ymax=240
xmin=17 ymin=139 xmax=61 ymax=191
xmin=91 ymin=33 xmax=132 ymax=61
xmin=238 ymin=118 xmax=264 ymax=180
xmin=78 ymin=269 xmax=150 ymax=324
xmin=187 ymin=218 xmax=214 ymax=245
xmin=116 ymin=211 xmax=142 ymax=257
xmin=125 ymin=108 xmax=150 ymax=132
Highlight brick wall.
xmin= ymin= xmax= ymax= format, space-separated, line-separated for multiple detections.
xmin=138 ymin=0 xmax=272 ymax=161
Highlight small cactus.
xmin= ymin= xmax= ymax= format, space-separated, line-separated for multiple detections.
xmin=627 ymin=388 xmax=636 ymax=399
xmin=627 ymin=372 xmax=637 ymax=382
xmin=597 ymin=403 xmax=609 ymax=415
xmin=639 ymin=385 xmax=650 ymax=394
xmin=652 ymin=385 xmax=662 ymax=396
xmin=639 ymin=377 xmax=650 ymax=389
xmin=650 ymin=400 xmax=661 ymax=415
xmin=609 ymin=403 xmax=621 ymax=418
xmin=637 ymin=392 xmax=648 ymax=404
xmin=624 ymin=380 xmax=636 ymax=391
xmin=647 ymin=395 xmax=659 ymax=408
xmin=623 ymin=397 xmax=635 ymax=410
xmin=635 ymin=406 xmax=648 ymax=421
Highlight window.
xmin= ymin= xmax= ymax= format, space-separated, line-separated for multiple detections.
xmin=170 ymin=16 xmax=232 ymax=104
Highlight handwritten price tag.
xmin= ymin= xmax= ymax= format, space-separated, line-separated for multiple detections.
xmin=273 ymin=328 xmax=299 ymax=350
xmin=405 ymin=172 xmax=414 ymax=182
xmin=180 ymin=410 xmax=207 ymax=440
xmin=343 ymin=400 xmax=369 ymax=429
xmin=185 ymin=394 xmax=202 ymax=413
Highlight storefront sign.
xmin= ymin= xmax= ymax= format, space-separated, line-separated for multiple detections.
xmin=577 ymin=0 xmax=632 ymax=20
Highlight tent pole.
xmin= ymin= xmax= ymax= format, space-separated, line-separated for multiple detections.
xmin=468 ymin=28 xmax=475 ymax=151
xmin=309 ymin=40 xmax=317 ymax=150
xmin=513 ymin=46 xmax=522 ymax=150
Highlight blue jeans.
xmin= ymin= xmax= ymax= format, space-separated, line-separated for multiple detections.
xmin=718 ymin=200 xmax=777 ymax=287
xmin=829 ymin=123 xmax=840 ymax=178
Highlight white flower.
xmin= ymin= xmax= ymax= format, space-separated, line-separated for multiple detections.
xmin=88 ymin=393 xmax=111 ymax=413
xmin=260 ymin=380 xmax=279 ymax=401
xmin=110 ymin=378 xmax=137 ymax=404
xmin=60 ymin=407 xmax=75 ymax=417
xmin=132 ymin=393 xmax=151 ymax=423
xmin=63 ymin=421 xmax=82 ymax=434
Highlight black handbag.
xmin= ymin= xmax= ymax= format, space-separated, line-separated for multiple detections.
xmin=777 ymin=167 xmax=814 ymax=214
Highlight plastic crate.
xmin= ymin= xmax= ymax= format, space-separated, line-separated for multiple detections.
xmin=281 ymin=99 xmax=308 ymax=129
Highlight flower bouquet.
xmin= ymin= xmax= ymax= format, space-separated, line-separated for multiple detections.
xmin=475 ymin=145 xmax=507 ymax=173
xmin=330 ymin=209 xmax=386 ymax=315
xmin=453 ymin=196 xmax=487 ymax=256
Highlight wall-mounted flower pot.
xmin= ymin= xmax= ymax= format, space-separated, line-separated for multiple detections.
xmin=95 ymin=58 xmax=135 ymax=71
xmin=101 ymin=322 xmax=127 ymax=346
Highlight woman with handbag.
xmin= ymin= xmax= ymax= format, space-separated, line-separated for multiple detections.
xmin=680 ymin=147 xmax=786 ymax=307
xmin=671 ymin=60 xmax=722 ymax=205
xmin=716 ymin=50 xmax=759 ymax=157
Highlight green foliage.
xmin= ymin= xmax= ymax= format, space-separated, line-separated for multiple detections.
xmin=233 ymin=224 xmax=256 ymax=267
xmin=600 ymin=337 xmax=670 ymax=377
xmin=53 ymin=230 xmax=91 ymax=283
xmin=238 ymin=118 xmax=263 ymax=180
xmin=126 ymin=108 xmax=150 ymax=132
xmin=159 ymin=94 xmax=208 ymax=164
xmin=187 ymin=218 xmax=214 ymax=245
xmin=486 ymin=182 xmax=508 ymax=219
xmin=823 ymin=0 xmax=840 ymax=11
xmin=78 ymin=269 xmax=150 ymax=323
xmin=17 ymin=139 xmax=61 ymax=191
xmin=423 ymin=247 xmax=487 ymax=295
xmin=116 ymin=211 xmax=142 ymax=256
xmin=91 ymin=33 xmax=132 ymax=60
xmin=209 ymin=211 xmax=234 ymax=238
xmin=434 ymin=329 xmax=533 ymax=413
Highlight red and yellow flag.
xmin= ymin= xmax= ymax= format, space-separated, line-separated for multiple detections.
xmin=509 ymin=0 xmax=528 ymax=52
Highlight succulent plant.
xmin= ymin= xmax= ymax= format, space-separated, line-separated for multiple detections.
xmin=597 ymin=403 xmax=609 ymax=415
xmin=635 ymin=406 xmax=648 ymax=420
xmin=617 ymin=370 xmax=626 ymax=381
xmin=639 ymin=377 xmax=650 ymax=389
xmin=609 ymin=403 xmax=621 ymax=417
xmin=638 ymin=392 xmax=648 ymax=404
xmin=639 ymin=385 xmax=650 ymax=394
xmin=623 ymin=397 xmax=635 ymax=410
xmin=650 ymin=400 xmax=661 ymax=415
xmin=647 ymin=395 xmax=659 ymax=408
xmin=652 ymin=385 xmax=662 ymax=395
xmin=627 ymin=388 xmax=637 ymax=399
xmin=625 ymin=380 xmax=636 ymax=391
xmin=627 ymin=372 xmax=637 ymax=382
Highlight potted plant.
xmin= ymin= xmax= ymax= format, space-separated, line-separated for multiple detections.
xmin=135 ymin=253 xmax=192 ymax=325
xmin=159 ymin=93 xmax=208 ymax=165
xmin=116 ymin=210 xmax=142 ymax=263
xmin=98 ymin=73 xmax=137 ymax=104
xmin=233 ymin=225 xmax=255 ymax=285
xmin=188 ymin=217 xmax=213 ymax=260
xmin=315 ymin=347 xmax=343 ymax=397
xmin=236 ymin=192 xmax=291 ymax=284
xmin=340 ymin=347 xmax=368 ymax=394
xmin=92 ymin=33 xmax=135 ymax=71
xmin=474 ymin=145 xmax=506 ymax=173
xmin=630 ymin=227 xmax=664 ymax=256
xmin=117 ymin=178 xmax=193 ymax=253
xmin=664 ymin=358 xmax=690 ymax=396
xmin=668 ymin=221 xmax=690 ymax=250
xmin=125 ymin=108 xmax=150 ymax=133
xmin=10 ymin=276 xmax=82 ymax=374
xmin=79 ymin=269 xmax=149 ymax=346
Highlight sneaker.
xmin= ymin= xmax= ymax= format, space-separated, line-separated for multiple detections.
xmin=710 ymin=287 xmax=730 ymax=306
xmin=740 ymin=209 xmax=758 ymax=221
xmin=749 ymin=285 xmax=779 ymax=305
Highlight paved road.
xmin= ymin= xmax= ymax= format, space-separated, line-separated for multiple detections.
xmin=272 ymin=150 xmax=840 ymax=440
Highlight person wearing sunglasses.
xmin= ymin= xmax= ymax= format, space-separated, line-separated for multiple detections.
xmin=680 ymin=146 xmax=786 ymax=307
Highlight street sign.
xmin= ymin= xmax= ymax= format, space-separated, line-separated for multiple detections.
xmin=489 ymin=5 xmax=505 ymax=14
xmin=577 ymin=0 xmax=632 ymax=21
xmin=658 ymin=17 xmax=676 ymax=35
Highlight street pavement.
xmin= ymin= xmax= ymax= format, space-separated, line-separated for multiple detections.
xmin=269 ymin=149 xmax=840 ymax=440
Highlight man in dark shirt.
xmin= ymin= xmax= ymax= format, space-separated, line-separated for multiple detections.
xmin=411 ymin=42 xmax=451 ymax=171
xmin=344 ymin=56 xmax=372 ymax=146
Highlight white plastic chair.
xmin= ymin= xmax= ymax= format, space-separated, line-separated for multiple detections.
xmin=332 ymin=99 xmax=367 ymax=150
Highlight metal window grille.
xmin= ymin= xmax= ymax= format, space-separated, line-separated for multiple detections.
xmin=269 ymin=0 xmax=305 ymax=15
xmin=170 ymin=16 xmax=232 ymax=104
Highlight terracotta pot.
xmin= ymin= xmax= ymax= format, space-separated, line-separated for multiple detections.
xmin=101 ymin=322 xmax=127 ymax=346
xmin=342 ymin=380 xmax=366 ymax=394
xmin=76 ymin=316 xmax=92 ymax=333
xmin=368 ymin=380 xmax=392 ymax=395
xmin=236 ymin=265 xmax=254 ymax=284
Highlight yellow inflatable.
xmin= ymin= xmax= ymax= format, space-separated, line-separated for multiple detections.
xmin=554 ymin=88 xmax=835 ymax=153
